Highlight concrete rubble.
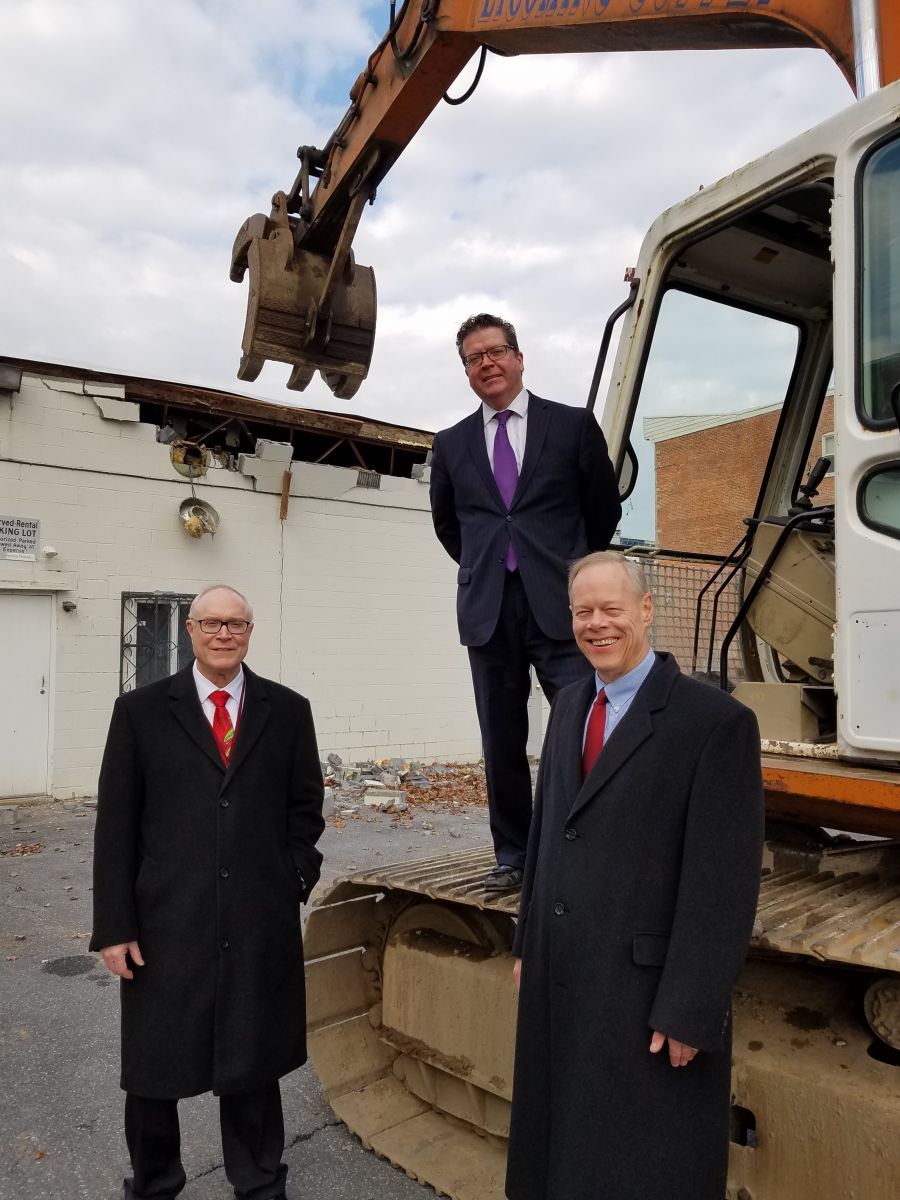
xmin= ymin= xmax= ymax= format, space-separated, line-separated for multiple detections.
xmin=320 ymin=755 xmax=469 ymax=818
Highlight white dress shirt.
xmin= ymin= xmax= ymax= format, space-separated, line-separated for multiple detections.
xmin=192 ymin=661 xmax=245 ymax=729
xmin=482 ymin=388 xmax=529 ymax=471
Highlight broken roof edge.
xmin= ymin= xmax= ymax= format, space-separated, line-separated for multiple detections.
xmin=0 ymin=354 xmax=434 ymax=452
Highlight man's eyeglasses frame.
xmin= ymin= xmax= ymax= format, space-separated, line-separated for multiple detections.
xmin=193 ymin=619 xmax=252 ymax=634
xmin=461 ymin=344 xmax=517 ymax=370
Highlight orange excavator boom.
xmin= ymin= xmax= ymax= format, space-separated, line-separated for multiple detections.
xmin=230 ymin=0 xmax=897 ymax=396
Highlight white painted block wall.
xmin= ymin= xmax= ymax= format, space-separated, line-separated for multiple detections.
xmin=0 ymin=371 xmax=504 ymax=799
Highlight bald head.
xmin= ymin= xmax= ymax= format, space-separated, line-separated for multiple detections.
xmin=189 ymin=585 xmax=253 ymax=621
xmin=186 ymin=585 xmax=254 ymax=687
xmin=569 ymin=553 xmax=653 ymax=683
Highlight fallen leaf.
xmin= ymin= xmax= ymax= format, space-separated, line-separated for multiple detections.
xmin=0 ymin=842 xmax=44 ymax=857
xmin=71 ymin=933 xmax=89 ymax=940
xmin=34 ymin=1151 xmax=45 ymax=1161
xmin=14 ymin=934 xmax=25 ymax=941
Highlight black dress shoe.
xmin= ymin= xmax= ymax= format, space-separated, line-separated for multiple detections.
xmin=484 ymin=864 xmax=524 ymax=892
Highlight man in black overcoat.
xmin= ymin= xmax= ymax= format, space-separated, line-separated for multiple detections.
xmin=430 ymin=314 xmax=621 ymax=890
xmin=91 ymin=584 xmax=324 ymax=1200
xmin=506 ymin=552 xmax=764 ymax=1200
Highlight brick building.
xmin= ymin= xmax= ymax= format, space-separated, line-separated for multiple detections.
xmin=645 ymin=394 xmax=834 ymax=555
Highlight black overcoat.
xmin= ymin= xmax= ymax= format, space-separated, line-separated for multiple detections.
xmin=89 ymin=663 xmax=324 ymax=1099
xmin=429 ymin=394 xmax=621 ymax=647
xmin=506 ymin=653 xmax=764 ymax=1200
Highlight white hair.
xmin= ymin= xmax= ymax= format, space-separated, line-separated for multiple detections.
xmin=568 ymin=551 xmax=648 ymax=601
xmin=188 ymin=584 xmax=254 ymax=621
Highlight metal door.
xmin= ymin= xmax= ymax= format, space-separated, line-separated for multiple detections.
xmin=0 ymin=593 xmax=52 ymax=796
xmin=833 ymin=88 xmax=900 ymax=757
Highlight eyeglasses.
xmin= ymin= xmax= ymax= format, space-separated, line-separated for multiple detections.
xmin=461 ymin=344 xmax=516 ymax=369
xmin=194 ymin=619 xmax=251 ymax=634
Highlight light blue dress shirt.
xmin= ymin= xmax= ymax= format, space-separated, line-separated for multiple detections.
xmin=582 ymin=648 xmax=657 ymax=751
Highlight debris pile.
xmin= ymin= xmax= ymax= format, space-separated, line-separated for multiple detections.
xmin=321 ymin=754 xmax=487 ymax=823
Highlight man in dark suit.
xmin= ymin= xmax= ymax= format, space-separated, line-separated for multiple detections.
xmin=430 ymin=313 xmax=621 ymax=889
xmin=91 ymin=584 xmax=324 ymax=1200
xmin=506 ymin=552 xmax=764 ymax=1200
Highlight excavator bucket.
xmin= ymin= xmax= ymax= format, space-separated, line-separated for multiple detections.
xmin=231 ymin=207 xmax=376 ymax=401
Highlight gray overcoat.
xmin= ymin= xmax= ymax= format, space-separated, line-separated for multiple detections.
xmin=506 ymin=652 xmax=764 ymax=1200
xmin=90 ymin=663 xmax=324 ymax=1099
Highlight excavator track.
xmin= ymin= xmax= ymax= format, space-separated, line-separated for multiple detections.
xmin=756 ymin=842 xmax=900 ymax=970
xmin=305 ymin=845 xmax=900 ymax=1200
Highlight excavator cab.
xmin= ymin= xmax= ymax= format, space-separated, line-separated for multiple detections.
xmin=601 ymin=79 xmax=900 ymax=780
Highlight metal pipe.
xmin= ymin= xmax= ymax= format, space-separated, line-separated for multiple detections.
xmin=852 ymin=0 xmax=882 ymax=97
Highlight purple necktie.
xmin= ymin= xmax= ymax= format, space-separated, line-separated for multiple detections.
xmin=493 ymin=410 xmax=519 ymax=570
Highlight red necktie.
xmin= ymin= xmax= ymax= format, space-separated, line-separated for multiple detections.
xmin=209 ymin=690 xmax=235 ymax=765
xmin=582 ymin=689 xmax=608 ymax=780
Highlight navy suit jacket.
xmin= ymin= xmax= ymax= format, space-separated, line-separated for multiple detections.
xmin=429 ymin=394 xmax=621 ymax=646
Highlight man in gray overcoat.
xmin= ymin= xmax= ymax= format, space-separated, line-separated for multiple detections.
xmin=91 ymin=585 xmax=324 ymax=1200
xmin=506 ymin=552 xmax=764 ymax=1200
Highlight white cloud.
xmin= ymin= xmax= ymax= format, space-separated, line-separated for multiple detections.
xmin=0 ymin=3 xmax=853 ymax=435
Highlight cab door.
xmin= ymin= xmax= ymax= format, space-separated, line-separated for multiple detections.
xmin=833 ymin=85 xmax=900 ymax=759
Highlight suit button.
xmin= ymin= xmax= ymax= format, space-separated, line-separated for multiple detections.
xmin=219 ymin=867 xmax=229 ymax=878
xmin=506 ymin=515 xmax=512 ymax=522
xmin=553 ymin=902 xmax=566 ymax=916
xmin=565 ymin=827 xmax=578 ymax=841
xmin=219 ymin=798 xmax=229 ymax=808
xmin=220 ymin=939 xmax=230 ymax=950
xmin=497 ymin=557 xmax=504 ymax=563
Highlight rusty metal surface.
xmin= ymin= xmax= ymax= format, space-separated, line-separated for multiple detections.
xmin=763 ymin=753 xmax=900 ymax=837
xmin=761 ymin=739 xmax=839 ymax=759
xmin=754 ymin=848 xmax=900 ymax=972
xmin=336 ymin=843 xmax=900 ymax=976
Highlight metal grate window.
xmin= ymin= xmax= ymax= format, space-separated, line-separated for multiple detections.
xmin=120 ymin=593 xmax=195 ymax=693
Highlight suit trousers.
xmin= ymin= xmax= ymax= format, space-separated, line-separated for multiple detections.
xmin=123 ymin=1083 xmax=287 ymax=1199
xmin=468 ymin=570 xmax=593 ymax=869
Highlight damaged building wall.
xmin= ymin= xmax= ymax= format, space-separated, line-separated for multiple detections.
xmin=0 ymin=369 xmax=489 ymax=800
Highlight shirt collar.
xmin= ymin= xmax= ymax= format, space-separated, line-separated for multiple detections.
xmin=482 ymin=388 xmax=529 ymax=428
xmin=192 ymin=661 xmax=245 ymax=702
xmin=595 ymin=648 xmax=656 ymax=713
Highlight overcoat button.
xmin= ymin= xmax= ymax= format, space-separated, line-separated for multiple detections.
xmin=219 ymin=867 xmax=229 ymax=878
xmin=553 ymin=902 xmax=566 ymax=916
xmin=565 ymin=827 xmax=578 ymax=841
xmin=220 ymin=938 xmax=229 ymax=950
xmin=506 ymin=515 xmax=512 ymax=522
xmin=219 ymin=798 xmax=229 ymax=808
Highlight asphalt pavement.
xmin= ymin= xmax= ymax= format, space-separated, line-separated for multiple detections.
xmin=0 ymin=794 xmax=493 ymax=1200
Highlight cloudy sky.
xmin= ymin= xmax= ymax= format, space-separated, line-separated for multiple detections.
xmin=1 ymin=0 xmax=853 ymax=459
